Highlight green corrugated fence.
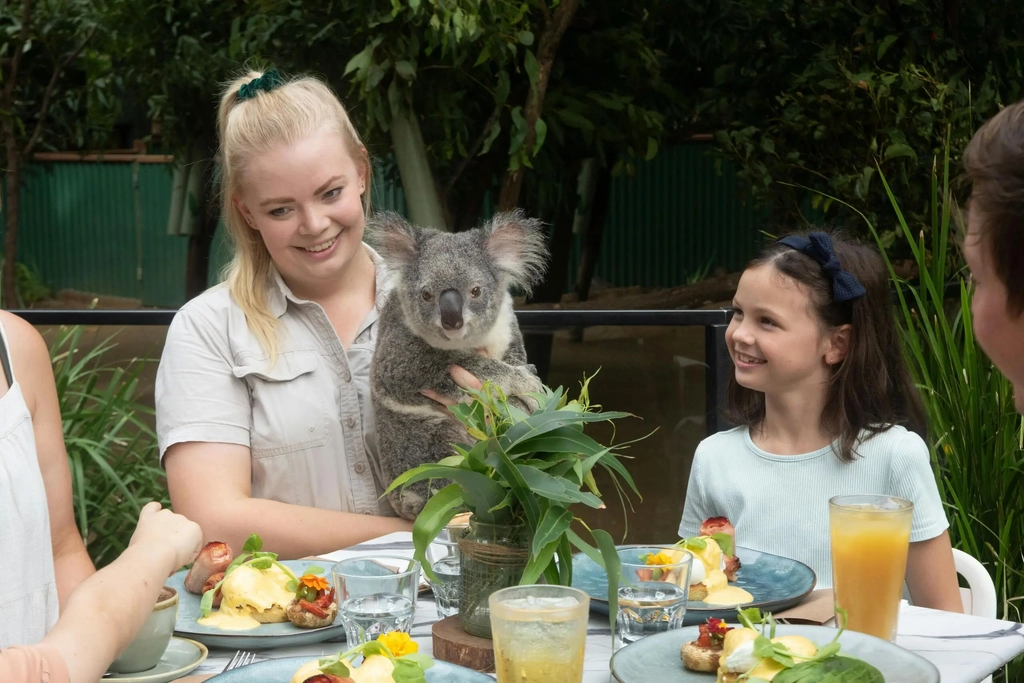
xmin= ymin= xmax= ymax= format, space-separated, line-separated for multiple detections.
xmin=3 ymin=142 xmax=768 ymax=307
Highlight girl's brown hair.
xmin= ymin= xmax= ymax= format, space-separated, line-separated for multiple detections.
xmin=725 ymin=229 xmax=927 ymax=461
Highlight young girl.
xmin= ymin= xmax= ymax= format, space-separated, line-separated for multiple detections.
xmin=678 ymin=230 xmax=963 ymax=611
xmin=155 ymin=69 xmax=416 ymax=558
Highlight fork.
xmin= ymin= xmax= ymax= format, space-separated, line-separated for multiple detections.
xmin=221 ymin=650 xmax=257 ymax=673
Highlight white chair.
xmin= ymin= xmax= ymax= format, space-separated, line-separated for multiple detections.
xmin=953 ymin=548 xmax=997 ymax=619
xmin=952 ymin=548 xmax=997 ymax=683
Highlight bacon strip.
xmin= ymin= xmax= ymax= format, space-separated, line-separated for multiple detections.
xmin=700 ymin=517 xmax=741 ymax=580
xmin=303 ymin=675 xmax=352 ymax=683
xmin=183 ymin=541 xmax=233 ymax=594
xmin=203 ymin=571 xmax=225 ymax=608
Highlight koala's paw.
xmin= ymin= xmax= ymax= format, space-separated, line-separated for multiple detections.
xmin=388 ymin=488 xmax=427 ymax=521
xmin=510 ymin=393 xmax=541 ymax=414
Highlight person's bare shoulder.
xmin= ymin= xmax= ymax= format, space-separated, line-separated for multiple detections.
xmin=0 ymin=309 xmax=55 ymax=410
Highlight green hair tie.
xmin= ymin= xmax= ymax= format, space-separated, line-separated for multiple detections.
xmin=237 ymin=70 xmax=284 ymax=101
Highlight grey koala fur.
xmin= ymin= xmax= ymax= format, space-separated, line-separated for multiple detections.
xmin=369 ymin=210 xmax=550 ymax=520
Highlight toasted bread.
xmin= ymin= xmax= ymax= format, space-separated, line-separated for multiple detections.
xmin=689 ymin=582 xmax=709 ymax=601
xmin=287 ymin=601 xmax=339 ymax=629
xmin=252 ymin=604 xmax=289 ymax=624
xmin=680 ymin=641 xmax=721 ymax=672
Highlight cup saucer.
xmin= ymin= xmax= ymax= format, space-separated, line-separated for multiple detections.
xmin=101 ymin=636 xmax=207 ymax=683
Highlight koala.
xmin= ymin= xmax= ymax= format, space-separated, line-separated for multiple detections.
xmin=368 ymin=210 xmax=550 ymax=520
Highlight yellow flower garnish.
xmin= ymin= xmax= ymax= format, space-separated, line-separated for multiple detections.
xmin=377 ymin=631 xmax=418 ymax=657
xmin=299 ymin=574 xmax=330 ymax=591
xmin=644 ymin=551 xmax=677 ymax=566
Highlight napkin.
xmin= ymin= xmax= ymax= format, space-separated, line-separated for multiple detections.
xmin=774 ymin=589 xmax=836 ymax=625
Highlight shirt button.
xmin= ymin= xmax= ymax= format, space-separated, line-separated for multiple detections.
xmin=342 ymin=370 xmax=352 ymax=382
xmin=308 ymin=426 xmax=315 ymax=433
xmin=346 ymin=416 xmax=357 ymax=429
xmin=362 ymin=510 xmax=373 ymax=516
xmin=355 ymin=463 xmax=366 ymax=474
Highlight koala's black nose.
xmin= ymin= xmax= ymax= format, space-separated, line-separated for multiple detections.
xmin=439 ymin=289 xmax=464 ymax=331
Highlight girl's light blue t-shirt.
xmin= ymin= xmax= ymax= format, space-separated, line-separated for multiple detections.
xmin=678 ymin=425 xmax=949 ymax=588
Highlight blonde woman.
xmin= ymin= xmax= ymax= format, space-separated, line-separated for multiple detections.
xmin=156 ymin=70 xmax=418 ymax=558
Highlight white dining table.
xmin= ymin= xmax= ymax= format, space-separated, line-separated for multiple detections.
xmin=187 ymin=532 xmax=1024 ymax=683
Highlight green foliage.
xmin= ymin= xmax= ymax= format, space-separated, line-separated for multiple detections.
xmin=686 ymin=0 xmax=1022 ymax=246
xmin=386 ymin=374 xmax=644 ymax=627
xmin=0 ymin=0 xmax=122 ymax=157
xmin=834 ymin=146 xmax=1022 ymax=681
xmin=51 ymin=326 xmax=168 ymax=567
xmin=0 ymin=254 xmax=51 ymax=305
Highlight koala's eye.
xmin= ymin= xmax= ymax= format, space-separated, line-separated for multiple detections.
xmin=470 ymin=286 xmax=481 ymax=298
xmin=421 ymin=290 xmax=432 ymax=302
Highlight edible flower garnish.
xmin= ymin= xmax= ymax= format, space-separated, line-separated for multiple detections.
xmin=318 ymin=635 xmax=433 ymax=683
xmin=377 ymin=631 xmax=419 ymax=657
xmin=199 ymin=533 xmax=302 ymax=617
xmin=289 ymin=571 xmax=331 ymax=602
xmin=643 ymin=551 xmax=677 ymax=566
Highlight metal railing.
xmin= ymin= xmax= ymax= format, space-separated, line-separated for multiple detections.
xmin=11 ymin=307 xmax=735 ymax=436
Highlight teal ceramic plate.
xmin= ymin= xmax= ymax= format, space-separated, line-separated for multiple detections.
xmin=102 ymin=637 xmax=208 ymax=683
xmin=572 ymin=546 xmax=816 ymax=624
xmin=609 ymin=624 xmax=940 ymax=682
xmin=167 ymin=559 xmax=345 ymax=650
xmin=206 ymin=656 xmax=494 ymax=682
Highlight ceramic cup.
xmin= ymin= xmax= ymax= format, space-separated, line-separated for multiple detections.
xmin=108 ymin=586 xmax=178 ymax=673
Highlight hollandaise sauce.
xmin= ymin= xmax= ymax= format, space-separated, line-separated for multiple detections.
xmin=703 ymin=585 xmax=754 ymax=605
xmin=197 ymin=563 xmax=295 ymax=631
xmin=686 ymin=539 xmax=754 ymax=606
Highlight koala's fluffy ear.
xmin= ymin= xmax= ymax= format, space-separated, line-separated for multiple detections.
xmin=482 ymin=210 xmax=550 ymax=294
xmin=367 ymin=211 xmax=419 ymax=267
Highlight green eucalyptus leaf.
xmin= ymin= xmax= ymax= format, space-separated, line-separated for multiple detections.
xmin=531 ymin=506 xmax=573 ymax=557
xmin=521 ymin=538 xmax=560 ymax=585
xmin=411 ymin=483 xmax=463 ymax=582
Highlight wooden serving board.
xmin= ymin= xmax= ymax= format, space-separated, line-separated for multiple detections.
xmin=431 ymin=615 xmax=495 ymax=673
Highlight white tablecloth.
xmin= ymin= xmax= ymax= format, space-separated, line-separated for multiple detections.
xmin=188 ymin=533 xmax=1024 ymax=683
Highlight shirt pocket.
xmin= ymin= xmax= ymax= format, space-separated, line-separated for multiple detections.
xmin=233 ymin=351 xmax=330 ymax=458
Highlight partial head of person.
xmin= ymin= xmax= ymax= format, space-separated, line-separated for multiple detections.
xmin=962 ymin=99 xmax=1024 ymax=411
xmin=217 ymin=67 xmax=372 ymax=355
xmin=725 ymin=229 xmax=926 ymax=460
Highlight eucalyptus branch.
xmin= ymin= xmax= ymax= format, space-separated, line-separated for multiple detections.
xmin=2 ymin=0 xmax=32 ymax=106
xmin=23 ymin=24 xmax=96 ymax=156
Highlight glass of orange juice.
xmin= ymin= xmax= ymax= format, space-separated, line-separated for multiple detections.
xmin=829 ymin=494 xmax=913 ymax=642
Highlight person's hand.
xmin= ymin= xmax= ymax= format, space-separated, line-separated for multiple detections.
xmin=421 ymin=365 xmax=483 ymax=407
xmin=129 ymin=501 xmax=204 ymax=571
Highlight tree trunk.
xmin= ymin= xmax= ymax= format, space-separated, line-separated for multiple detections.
xmin=497 ymin=0 xmax=582 ymax=211
xmin=574 ymin=161 xmax=613 ymax=302
xmin=184 ymin=152 xmax=218 ymax=300
xmin=2 ymin=148 xmax=21 ymax=308
xmin=391 ymin=107 xmax=447 ymax=230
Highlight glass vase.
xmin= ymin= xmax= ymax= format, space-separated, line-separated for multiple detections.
xmin=457 ymin=516 xmax=530 ymax=638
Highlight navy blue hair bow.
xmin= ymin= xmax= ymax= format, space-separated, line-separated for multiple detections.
xmin=776 ymin=232 xmax=866 ymax=303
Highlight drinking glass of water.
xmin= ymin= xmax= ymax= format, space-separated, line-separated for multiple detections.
xmin=331 ymin=556 xmax=420 ymax=645
xmin=425 ymin=529 xmax=461 ymax=618
xmin=616 ymin=546 xmax=692 ymax=649
xmin=489 ymin=585 xmax=590 ymax=683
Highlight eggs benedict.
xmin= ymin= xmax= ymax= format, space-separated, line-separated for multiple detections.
xmin=198 ymin=562 xmax=295 ymax=630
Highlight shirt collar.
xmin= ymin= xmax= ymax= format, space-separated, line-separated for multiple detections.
xmin=266 ymin=243 xmax=393 ymax=319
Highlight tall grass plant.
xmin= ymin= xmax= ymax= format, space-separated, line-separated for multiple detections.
xmin=51 ymin=326 xmax=168 ymax=567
